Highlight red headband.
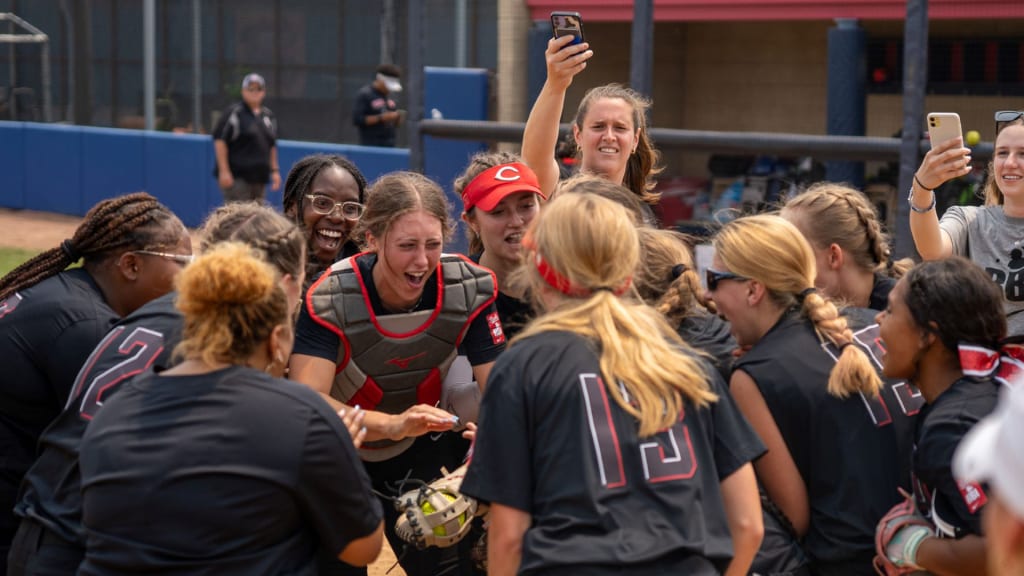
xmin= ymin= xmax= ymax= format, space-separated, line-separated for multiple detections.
xmin=525 ymin=233 xmax=631 ymax=298
xmin=462 ymin=162 xmax=545 ymax=212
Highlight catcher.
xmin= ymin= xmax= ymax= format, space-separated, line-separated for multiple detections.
xmin=873 ymin=258 xmax=1001 ymax=575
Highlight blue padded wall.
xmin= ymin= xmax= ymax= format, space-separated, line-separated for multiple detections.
xmin=145 ymin=131 xmax=219 ymax=228
xmin=0 ymin=122 xmax=26 ymax=209
xmin=423 ymin=67 xmax=490 ymax=254
xmin=24 ymin=124 xmax=83 ymax=215
xmin=82 ymin=127 xmax=146 ymax=211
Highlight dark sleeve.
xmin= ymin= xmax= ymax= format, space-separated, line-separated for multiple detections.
xmin=706 ymin=367 xmax=766 ymax=480
xmin=46 ymin=317 xmax=117 ymax=405
xmin=212 ymin=106 xmax=231 ymax=141
xmin=459 ymin=303 xmax=506 ymax=366
xmin=351 ymin=90 xmax=371 ymax=127
xmin=916 ymin=419 xmax=985 ymax=536
xmin=460 ymin=351 xmax=533 ymax=512
xmin=265 ymin=111 xmax=278 ymax=144
xmin=296 ymin=408 xmax=383 ymax=554
xmin=292 ymin=303 xmax=342 ymax=362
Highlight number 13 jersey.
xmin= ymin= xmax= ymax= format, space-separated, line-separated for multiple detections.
xmin=461 ymin=330 xmax=765 ymax=575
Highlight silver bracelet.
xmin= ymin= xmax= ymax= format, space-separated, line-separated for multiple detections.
xmin=907 ymin=185 xmax=936 ymax=214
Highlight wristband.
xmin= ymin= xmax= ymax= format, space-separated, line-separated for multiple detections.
xmin=907 ymin=185 xmax=936 ymax=214
xmin=913 ymin=175 xmax=934 ymax=192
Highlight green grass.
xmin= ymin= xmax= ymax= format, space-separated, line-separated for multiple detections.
xmin=0 ymin=247 xmax=40 ymax=276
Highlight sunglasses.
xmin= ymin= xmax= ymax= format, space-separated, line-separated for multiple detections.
xmin=995 ymin=110 xmax=1024 ymax=134
xmin=705 ymin=268 xmax=747 ymax=292
xmin=305 ymin=194 xmax=364 ymax=220
xmin=134 ymin=250 xmax=194 ymax=266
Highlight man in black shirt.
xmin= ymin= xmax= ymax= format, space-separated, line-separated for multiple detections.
xmin=212 ymin=73 xmax=281 ymax=203
xmin=352 ymin=65 xmax=404 ymax=147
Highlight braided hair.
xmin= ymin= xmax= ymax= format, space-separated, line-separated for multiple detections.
xmin=0 ymin=193 xmax=181 ymax=302
xmin=781 ymin=183 xmax=913 ymax=280
xmin=198 ymin=203 xmax=305 ymax=279
xmin=714 ymin=214 xmax=883 ymax=399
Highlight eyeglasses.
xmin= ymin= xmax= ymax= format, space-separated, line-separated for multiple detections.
xmin=705 ymin=268 xmax=747 ymax=292
xmin=995 ymin=110 xmax=1024 ymax=134
xmin=244 ymin=85 xmax=265 ymax=93
xmin=134 ymin=250 xmax=194 ymax=266
xmin=305 ymin=194 xmax=364 ymax=220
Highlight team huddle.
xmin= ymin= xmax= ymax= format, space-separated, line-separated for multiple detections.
xmin=2 ymin=30 xmax=1024 ymax=576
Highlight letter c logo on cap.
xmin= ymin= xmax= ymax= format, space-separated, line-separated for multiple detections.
xmin=494 ymin=166 xmax=521 ymax=182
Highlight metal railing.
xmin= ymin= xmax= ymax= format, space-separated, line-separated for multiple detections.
xmin=418 ymin=118 xmax=994 ymax=162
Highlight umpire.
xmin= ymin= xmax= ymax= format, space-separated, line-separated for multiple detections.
xmin=212 ymin=73 xmax=281 ymax=203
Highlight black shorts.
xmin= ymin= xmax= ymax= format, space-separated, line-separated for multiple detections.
xmin=7 ymin=517 xmax=84 ymax=576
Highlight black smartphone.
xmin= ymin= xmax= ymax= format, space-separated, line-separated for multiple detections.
xmin=550 ymin=11 xmax=585 ymax=46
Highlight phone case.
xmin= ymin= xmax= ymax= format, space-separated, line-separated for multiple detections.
xmin=927 ymin=113 xmax=963 ymax=148
xmin=550 ymin=11 xmax=584 ymax=45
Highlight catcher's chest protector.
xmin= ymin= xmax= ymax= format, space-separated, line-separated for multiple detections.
xmin=307 ymin=254 xmax=496 ymax=461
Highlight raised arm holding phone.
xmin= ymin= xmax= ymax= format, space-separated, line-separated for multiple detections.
xmin=909 ymin=111 xmax=1024 ymax=337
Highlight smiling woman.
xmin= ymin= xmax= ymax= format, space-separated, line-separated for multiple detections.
xmin=521 ymin=33 xmax=662 ymax=222
xmin=283 ymin=154 xmax=368 ymax=287
xmin=288 ymin=171 xmax=506 ymax=576
xmin=909 ymin=111 xmax=1024 ymax=336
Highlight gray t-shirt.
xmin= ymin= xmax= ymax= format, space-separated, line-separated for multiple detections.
xmin=940 ymin=205 xmax=1024 ymax=336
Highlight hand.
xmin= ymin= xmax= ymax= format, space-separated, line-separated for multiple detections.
xmin=916 ymin=136 xmax=971 ymax=191
xmin=270 ymin=170 xmax=281 ymax=191
xmin=874 ymin=490 xmax=933 ymax=575
xmin=545 ymin=35 xmax=593 ymax=91
xmin=884 ymin=524 xmax=931 ymax=571
xmin=387 ymin=403 xmax=459 ymax=441
xmin=218 ymin=170 xmax=234 ymax=190
xmin=338 ymin=405 xmax=367 ymax=449
xmin=462 ymin=421 xmax=477 ymax=442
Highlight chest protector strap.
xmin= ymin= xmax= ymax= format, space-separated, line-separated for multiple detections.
xmin=307 ymin=254 xmax=497 ymax=461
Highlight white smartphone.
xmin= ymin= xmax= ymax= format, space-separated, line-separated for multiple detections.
xmin=927 ymin=112 xmax=963 ymax=148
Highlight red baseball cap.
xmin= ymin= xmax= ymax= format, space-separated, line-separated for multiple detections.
xmin=461 ymin=162 xmax=545 ymax=212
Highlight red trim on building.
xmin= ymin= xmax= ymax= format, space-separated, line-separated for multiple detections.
xmin=527 ymin=0 xmax=1024 ymax=22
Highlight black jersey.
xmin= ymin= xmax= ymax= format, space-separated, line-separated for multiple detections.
xmin=470 ymin=253 xmax=533 ymax=340
xmin=461 ymin=330 xmax=765 ymax=575
xmin=677 ymin=311 xmax=736 ymax=382
xmin=294 ymin=253 xmax=504 ymax=366
xmin=15 ymin=292 xmax=182 ymax=546
xmin=869 ymin=273 xmax=897 ymax=312
xmin=211 ymin=101 xmax=278 ymax=184
xmin=735 ymin=310 xmax=916 ymax=568
xmin=78 ymin=365 xmax=382 ymax=575
xmin=912 ymin=376 xmax=999 ymax=539
xmin=0 ymin=269 xmax=118 ymax=547
xmin=352 ymin=85 xmax=398 ymax=147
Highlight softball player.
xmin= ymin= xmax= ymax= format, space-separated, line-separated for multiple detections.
xmin=461 ymin=193 xmax=765 ymax=575
xmin=0 ymin=193 xmax=188 ymax=570
xmin=8 ymin=204 xmax=303 ymax=575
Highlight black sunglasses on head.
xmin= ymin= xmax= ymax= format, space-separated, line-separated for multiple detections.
xmin=705 ymin=268 xmax=747 ymax=292
xmin=995 ymin=110 xmax=1024 ymax=134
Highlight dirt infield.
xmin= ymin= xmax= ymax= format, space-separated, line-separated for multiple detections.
xmin=0 ymin=208 xmax=83 ymax=251
xmin=0 ymin=208 xmax=404 ymax=576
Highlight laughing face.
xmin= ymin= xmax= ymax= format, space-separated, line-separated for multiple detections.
xmin=367 ymin=209 xmax=444 ymax=312
xmin=995 ymin=124 xmax=1024 ymax=203
xmin=302 ymin=165 xmax=361 ymax=267
xmin=574 ymin=97 xmax=639 ymax=185
xmin=467 ymin=191 xmax=540 ymax=265
xmin=874 ymin=278 xmax=927 ymax=380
